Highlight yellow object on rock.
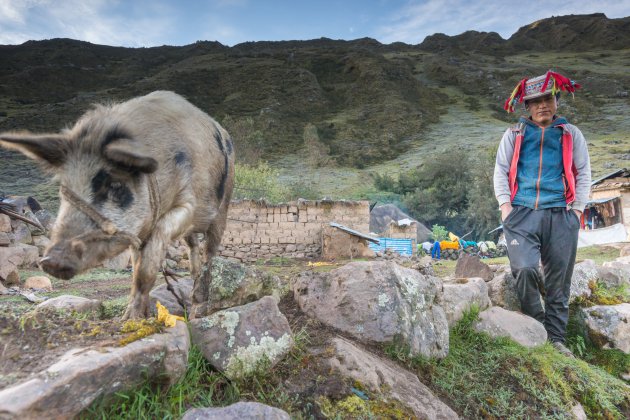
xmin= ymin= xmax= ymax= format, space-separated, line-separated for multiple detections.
xmin=156 ymin=301 xmax=185 ymax=327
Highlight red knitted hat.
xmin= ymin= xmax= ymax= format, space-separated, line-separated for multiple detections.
xmin=504 ymin=70 xmax=581 ymax=113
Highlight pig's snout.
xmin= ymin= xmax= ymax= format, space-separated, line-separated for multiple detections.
xmin=40 ymin=241 xmax=86 ymax=280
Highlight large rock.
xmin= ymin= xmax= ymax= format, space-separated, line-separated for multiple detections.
xmin=599 ymin=263 xmax=630 ymax=289
xmin=442 ymin=278 xmax=491 ymax=327
xmin=579 ymin=303 xmax=630 ymax=353
xmin=34 ymin=209 xmax=54 ymax=232
xmin=206 ymin=257 xmax=283 ymax=313
xmin=0 ymin=247 xmax=21 ymax=283
xmin=36 ymin=295 xmax=102 ymax=313
xmin=474 ymin=307 xmax=547 ymax=347
xmin=323 ymin=337 xmax=459 ymax=419
xmin=190 ymin=296 xmax=293 ymax=379
xmin=0 ymin=214 xmax=11 ymax=233
xmin=149 ymin=257 xmax=284 ymax=317
xmin=570 ymin=260 xmax=598 ymax=302
xmin=182 ymin=402 xmax=290 ymax=420
xmin=0 ymin=244 xmax=39 ymax=272
xmin=23 ymin=276 xmax=52 ymax=291
xmin=10 ymin=220 xmax=32 ymax=245
xmin=487 ymin=271 xmax=521 ymax=311
xmin=293 ymin=261 xmax=449 ymax=358
xmin=0 ymin=321 xmax=189 ymax=419
xmin=454 ymin=254 xmax=493 ymax=282
xmin=150 ymin=277 xmax=194 ymax=317
xmin=369 ymin=204 xmax=431 ymax=242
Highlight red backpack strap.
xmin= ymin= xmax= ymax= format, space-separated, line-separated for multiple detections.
xmin=557 ymin=124 xmax=577 ymax=203
xmin=508 ymin=123 xmax=524 ymax=201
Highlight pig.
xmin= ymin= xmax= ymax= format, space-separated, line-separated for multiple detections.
xmin=0 ymin=91 xmax=234 ymax=319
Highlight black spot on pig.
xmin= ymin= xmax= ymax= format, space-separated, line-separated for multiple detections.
xmin=91 ymin=169 xmax=134 ymax=209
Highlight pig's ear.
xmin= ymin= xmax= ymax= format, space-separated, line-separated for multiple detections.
xmin=0 ymin=132 xmax=69 ymax=167
xmin=104 ymin=141 xmax=158 ymax=174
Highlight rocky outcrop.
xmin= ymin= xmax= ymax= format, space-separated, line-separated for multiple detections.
xmin=190 ymin=296 xmax=293 ymax=379
xmin=454 ymin=254 xmax=493 ymax=282
xmin=570 ymin=260 xmax=598 ymax=302
xmin=578 ymin=303 xmax=630 ymax=353
xmin=150 ymin=258 xmax=284 ymax=317
xmin=293 ymin=261 xmax=449 ymax=358
xmin=474 ymin=307 xmax=547 ymax=347
xmin=0 ymin=322 xmax=189 ymax=419
xmin=442 ymin=278 xmax=491 ymax=327
xmin=322 ymin=337 xmax=459 ymax=419
xmin=36 ymin=295 xmax=102 ymax=313
xmin=487 ymin=271 xmax=521 ymax=311
xmin=182 ymin=402 xmax=290 ymax=420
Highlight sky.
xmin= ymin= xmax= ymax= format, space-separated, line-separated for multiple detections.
xmin=1 ymin=0 xmax=629 ymax=48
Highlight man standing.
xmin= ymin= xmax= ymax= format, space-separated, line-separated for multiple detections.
xmin=494 ymin=71 xmax=591 ymax=357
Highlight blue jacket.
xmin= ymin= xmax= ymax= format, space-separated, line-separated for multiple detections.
xmin=511 ymin=116 xmax=569 ymax=209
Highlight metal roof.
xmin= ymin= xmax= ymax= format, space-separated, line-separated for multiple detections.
xmin=329 ymin=222 xmax=380 ymax=244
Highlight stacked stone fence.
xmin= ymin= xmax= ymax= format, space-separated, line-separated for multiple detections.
xmin=219 ymin=199 xmax=370 ymax=262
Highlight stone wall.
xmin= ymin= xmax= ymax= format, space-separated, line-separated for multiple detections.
xmin=382 ymin=221 xmax=418 ymax=249
xmin=219 ymin=199 xmax=370 ymax=262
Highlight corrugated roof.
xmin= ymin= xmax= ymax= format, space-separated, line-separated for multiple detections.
xmin=329 ymin=222 xmax=380 ymax=244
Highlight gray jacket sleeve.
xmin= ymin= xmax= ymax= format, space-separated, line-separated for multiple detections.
xmin=567 ymin=124 xmax=591 ymax=212
xmin=493 ymin=127 xmax=515 ymax=207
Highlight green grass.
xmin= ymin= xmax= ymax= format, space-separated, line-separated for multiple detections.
xmin=387 ymin=307 xmax=630 ymax=419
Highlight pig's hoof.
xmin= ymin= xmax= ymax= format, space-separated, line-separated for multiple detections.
xmin=122 ymin=305 xmax=149 ymax=320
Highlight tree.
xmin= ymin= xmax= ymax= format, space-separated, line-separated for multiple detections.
xmin=464 ymin=147 xmax=501 ymax=240
xmin=401 ymin=149 xmax=471 ymax=233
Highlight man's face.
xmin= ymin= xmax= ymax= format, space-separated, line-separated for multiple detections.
xmin=526 ymin=94 xmax=557 ymax=127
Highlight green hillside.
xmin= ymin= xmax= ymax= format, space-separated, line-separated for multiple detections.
xmin=1 ymin=13 xmax=629 ymax=210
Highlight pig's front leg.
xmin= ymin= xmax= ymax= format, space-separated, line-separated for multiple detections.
xmin=122 ymin=203 xmax=194 ymax=319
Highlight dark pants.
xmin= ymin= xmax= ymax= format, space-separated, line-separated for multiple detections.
xmin=502 ymin=205 xmax=580 ymax=343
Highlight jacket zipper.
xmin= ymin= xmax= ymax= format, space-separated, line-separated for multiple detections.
xmin=534 ymin=127 xmax=545 ymax=209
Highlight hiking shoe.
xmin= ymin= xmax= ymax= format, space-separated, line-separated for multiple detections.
xmin=552 ymin=341 xmax=576 ymax=358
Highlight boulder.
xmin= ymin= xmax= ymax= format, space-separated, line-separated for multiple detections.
xmin=36 ymin=295 xmax=102 ymax=313
xmin=454 ymin=254 xmax=493 ymax=282
xmin=474 ymin=307 xmax=547 ymax=347
xmin=182 ymin=402 xmax=290 ymax=420
xmin=578 ymin=303 xmax=630 ymax=353
xmin=10 ymin=220 xmax=32 ymax=245
xmin=205 ymin=257 xmax=283 ymax=313
xmin=23 ymin=276 xmax=52 ymax=291
xmin=0 ymin=282 xmax=8 ymax=295
xmin=0 ymin=247 xmax=22 ymax=283
xmin=0 ymin=244 xmax=39 ymax=273
xmin=149 ymin=257 xmax=284 ymax=317
xmin=0 ymin=321 xmax=189 ymax=419
xmin=293 ymin=261 xmax=449 ymax=358
xmin=599 ymin=263 xmax=630 ymax=289
xmin=190 ymin=296 xmax=293 ymax=379
xmin=570 ymin=260 xmax=597 ymax=302
xmin=0 ymin=214 xmax=11 ymax=233
xmin=487 ymin=271 xmax=521 ymax=311
xmin=442 ymin=278 xmax=492 ymax=327
xmin=150 ymin=277 xmax=194 ymax=317
xmin=323 ymin=337 xmax=459 ymax=419
xmin=0 ymin=232 xmax=10 ymax=246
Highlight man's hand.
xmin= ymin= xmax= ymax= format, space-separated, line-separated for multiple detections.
xmin=500 ymin=203 xmax=513 ymax=222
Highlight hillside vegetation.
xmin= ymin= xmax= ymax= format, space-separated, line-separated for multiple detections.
xmin=1 ymin=13 xmax=629 ymax=212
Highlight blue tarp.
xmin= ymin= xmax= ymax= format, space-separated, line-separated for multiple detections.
xmin=368 ymin=237 xmax=413 ymax=256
